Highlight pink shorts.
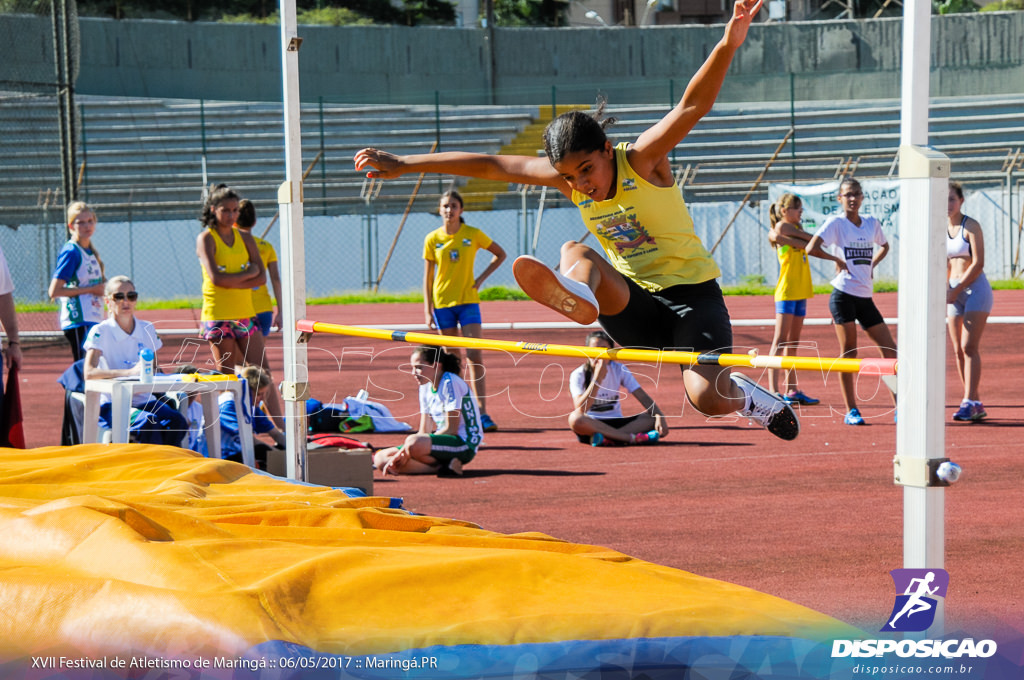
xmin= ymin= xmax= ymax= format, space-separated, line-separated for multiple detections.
xmin=201 ymin=318 xmax=257 ymax=341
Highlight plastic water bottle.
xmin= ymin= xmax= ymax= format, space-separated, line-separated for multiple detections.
xmin=139 ymin=348 xmax=154 ymax=383
xmin=356 ymin=389 xmax=369 ymax=402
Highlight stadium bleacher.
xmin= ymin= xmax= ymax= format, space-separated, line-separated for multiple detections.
xmin=1 ymin=93 xmax=1022 ymax=225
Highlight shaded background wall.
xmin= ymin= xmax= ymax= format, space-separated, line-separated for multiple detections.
xmin=3 ymin=12 xmax=1023 ymax=106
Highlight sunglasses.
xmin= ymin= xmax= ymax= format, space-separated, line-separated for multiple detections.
xmin=111 ymin=292 xmax=139 ymax=301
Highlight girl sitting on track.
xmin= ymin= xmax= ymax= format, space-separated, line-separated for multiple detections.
xmin=946 ymin=181 xmax=991 ymax=422
xmin=424 ymin=190 xmax=506 ymax=433
xmin=806 ymin=177 xmax=897 ymax=426
xmin=355 ymin=0 xmax=799 ymax=441
xmin=49 ymin=201 xmax=106 ymax=362
xmin=569 ymin=331 xmax=667 ymax=447
xmin=767 ymin=193 xmax=818 ymax=406
xmin=373 ymin=345 xmax=483 ymax=477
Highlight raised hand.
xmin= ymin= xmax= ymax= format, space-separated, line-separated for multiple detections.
xmin=353 ymin=148 xmax=405 ymax=179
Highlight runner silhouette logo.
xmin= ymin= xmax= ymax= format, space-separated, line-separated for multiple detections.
xmin=881 ymin=569 xmax=949 ymax=632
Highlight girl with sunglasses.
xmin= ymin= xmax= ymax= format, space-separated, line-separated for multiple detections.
xmin=83 ymin=276 xmax=188 ymax=446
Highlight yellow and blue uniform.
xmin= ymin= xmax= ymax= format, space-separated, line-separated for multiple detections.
xmin=423 ymin=223 xmax=493 ymax=308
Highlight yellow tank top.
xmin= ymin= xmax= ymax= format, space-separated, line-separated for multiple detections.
xmin=774 ymin=226 xmax=814 ymax=302
xmin=572 ymin=143 xmax=720 ymax=291
xmin=201 ymin=227 xmax=257 ymax=321
xmin=251 ymin=235 xmax=278 ymax=314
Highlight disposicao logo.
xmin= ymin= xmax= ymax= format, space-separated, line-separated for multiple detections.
xmin=881 ymin=568 xmax=948 ymax=632
xmin=831 ymin=568 xmax=998 ymax=661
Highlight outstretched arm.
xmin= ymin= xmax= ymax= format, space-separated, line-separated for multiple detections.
xmin=630 ymin=0 xmax=762 ymax=176
xmin=354 ymin=149 xmax=572 ymax=197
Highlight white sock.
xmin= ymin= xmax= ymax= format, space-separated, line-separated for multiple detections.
xmin=557 ymin=262 xmax=598 ymax=306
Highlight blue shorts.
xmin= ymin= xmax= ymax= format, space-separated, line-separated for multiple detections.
xmin=775 ymin=299 xmax=808 ymax=317
xmin=255 ymin=311 xmax=274 ymax=336
xmin=948 ymin=274 xmax=993 ymax=317
xmin=433 ymin=303 xmax=482 ymax=330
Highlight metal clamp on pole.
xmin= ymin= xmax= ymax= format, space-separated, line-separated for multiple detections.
xmin=280 ymin=381 xmax=311 ymax=402
xmin=893 ymin=455 xmax=954 ymax=488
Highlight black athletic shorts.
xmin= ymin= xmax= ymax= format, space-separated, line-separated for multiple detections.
xmin=576 ymin=415 xmax=640 ymax=444
xmin=597 ymin=274 xmax=733 ymax=375
xmin=828 ymin=288 xmax=885 ymax=330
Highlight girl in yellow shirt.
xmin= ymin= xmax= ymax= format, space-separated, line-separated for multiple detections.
xmin=767 ymin=193 xmax=818 ymax=405
xmin=355 ymin=0 xmax=798 ymax=441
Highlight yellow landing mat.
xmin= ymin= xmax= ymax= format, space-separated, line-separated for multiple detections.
xmin=0 ymin=444 xmax=856 ymax=662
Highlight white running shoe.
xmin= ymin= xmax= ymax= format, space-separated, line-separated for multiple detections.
xmin=513 ymin=256 xmax=599 ymax=325
xmin=731 ymin=373 xmax=800 ymax=441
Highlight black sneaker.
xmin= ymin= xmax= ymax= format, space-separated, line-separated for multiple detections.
xmin=731 ymin=373 xmax=800 ymax=441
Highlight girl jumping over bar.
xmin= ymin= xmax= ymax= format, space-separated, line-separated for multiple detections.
xmin=355 ymin=0 xmax=799 ymax=440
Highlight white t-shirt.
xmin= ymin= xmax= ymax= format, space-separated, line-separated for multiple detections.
xmin=813 ymin=215 xmax=887 ymax=298
xmin=83 ymin=317 xmax=162 ymax=406
xmin=419 ymin=372 xmax=483 ymax=448
xmin=0 ymin=245 xmax=14 ymax=296
xmin=569 ymin=361 xmax=641 ymax=419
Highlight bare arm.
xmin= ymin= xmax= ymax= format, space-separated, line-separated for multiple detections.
xmin=0 ymin=292 xmax=22 ymax=370
xmin=48 ymin=278 xmax=105 ymax=299
xmin=629 ymin=0 xmax=762 ymax=178
xmin=423 ymin=260 xmax=437 ymax=329
xmin=84 ymin=347 xmax=139 ymax=380
xmin=771 ymin=222 xmax=812 ymax=249
xmin=631 ymin=386 xmax=668 ymax=437
xmin=355 ymin=149 xmax=572 ymax=198
xmin=572 ymin=360 xmax=609 ymax=413
xmin=267 ymin=260 xmax=284 ymax=329
xmin=872 ymin=242 xmax=890 ymax=270
xmin=473 ymin=241 xmax=507 ymax=291
xmin=196 ymin=232 xmax=265 ymax=289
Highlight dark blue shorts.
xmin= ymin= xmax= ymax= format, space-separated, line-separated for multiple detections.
xmin=255 ymin=311 xmax=274 ymax=336
xmin=433 ymin=303 xmax=482 ymax=330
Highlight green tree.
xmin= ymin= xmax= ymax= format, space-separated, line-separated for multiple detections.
xmin=933 ymin=0 xmax=978 ymax=13
xmin=491 ymin=0 xmax=568 ymax=26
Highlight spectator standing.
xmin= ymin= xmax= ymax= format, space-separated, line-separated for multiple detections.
xmin=49 ymin=201 xmax=105 ymax=361
xmin=423 ymin=190 xmax=506 ymax=432
xmin=806 ymin=178 xmax=897 ymax=425
xmin=946 ymin=181 xmax=991 ymax=422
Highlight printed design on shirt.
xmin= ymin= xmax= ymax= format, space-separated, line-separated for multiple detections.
xmin=448 ymin=250 xmax=460 ymax=263
xmin=621 ymin=178 xmax=637 ymax=191
xmin=461 ymin=395 xmax=482 ymax=447
xmin=596 ymin=213 xmax=657 ymax=255
xmin=462 ymin=238 xmax=472 ymax=246
xmin=843 ymin=244 xmax=874 ymax=266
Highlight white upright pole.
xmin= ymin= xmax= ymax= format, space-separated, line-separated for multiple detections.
xmin=278 ymin=0 xmax=309 ymax=481
xmin=896 ymin=0 xmax=949 ymax=636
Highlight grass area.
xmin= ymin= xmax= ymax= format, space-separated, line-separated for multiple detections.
xmin=15 ymin=280 xmax=1022 ymax=312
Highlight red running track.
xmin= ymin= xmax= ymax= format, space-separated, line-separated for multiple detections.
xmin=17 ymin=292 xmax=1024 ymax=635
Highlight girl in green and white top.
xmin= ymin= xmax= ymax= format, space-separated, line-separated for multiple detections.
xmin=373 ymin=345 xmax=483 ymax=478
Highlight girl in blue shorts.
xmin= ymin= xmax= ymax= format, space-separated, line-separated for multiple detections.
xmin=423 ymin=190 xmax=506 ymax=432
xmin=373 ymin=345 xmax=484 ymax=477
xmin=946 ymin=181 xmax=992 ymax=422
xmin=767 ymin=193 xmax=818 ymax=405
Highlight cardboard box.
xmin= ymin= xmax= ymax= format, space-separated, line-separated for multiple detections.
xmin=267 ymin=447 xmax=374 ymax=496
